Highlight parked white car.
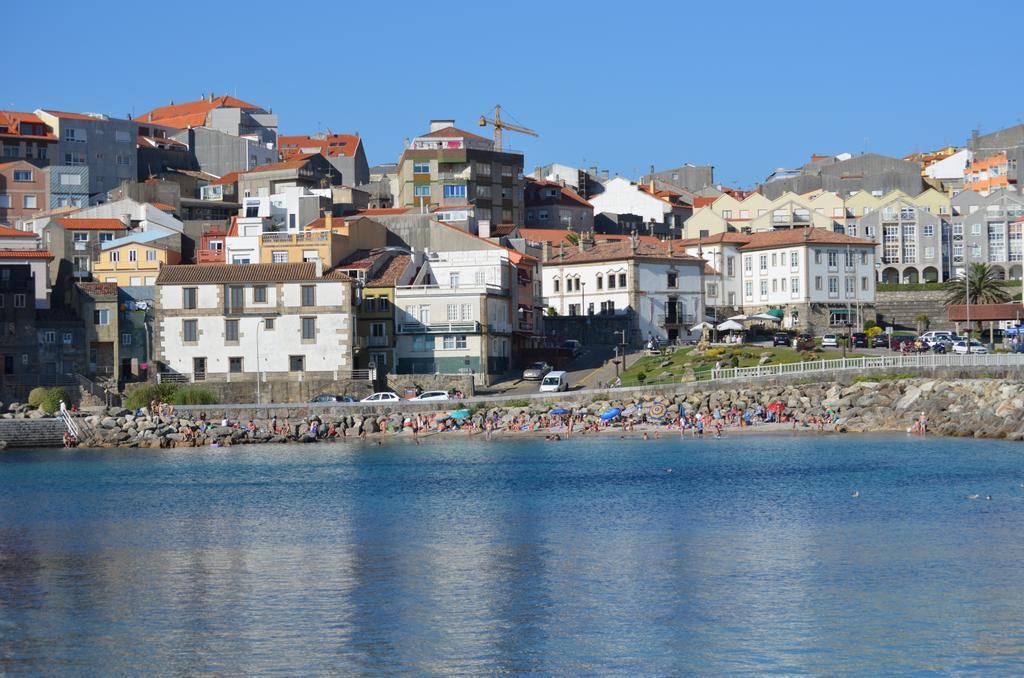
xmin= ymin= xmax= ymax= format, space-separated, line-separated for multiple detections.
xmin=821 ymin=334 xmax=838 ymax=348
xmin=952 ymin=340 xmax=987 ymax=354
xmin=539 ymin=371 xmax=569 ymax=392
xmin=361 ymin=392 xmax=401 ymax=402
xmin=411 ymin=391 xmax=450 ymax=401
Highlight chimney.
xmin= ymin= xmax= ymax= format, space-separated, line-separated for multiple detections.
xmin=630 ymin=232 xmax=638 ymax=253
xmin=578 ymin=231 xmax=585 ymax=253
xmin=429 ymin=119 xmax=455 ymax=133
xmin=315 ymin=257 xmax=323 ymax=277
xmin=324 ymin=209 xmax=332 ymax=231
xmin=478 ymin=219 xmax=491 ymax=238
xmin=541 ymin=241 xmax=550 ymax=262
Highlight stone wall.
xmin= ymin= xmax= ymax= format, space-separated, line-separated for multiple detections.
xmin=383 ymin=373 xmax=476 ymax=398
xmin=875 ymin=290 xmax=951 ymax=331
xmin=544 ymin=314 xmax=634 ymax=346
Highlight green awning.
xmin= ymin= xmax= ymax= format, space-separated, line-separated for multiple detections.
xmin=766 ymin=308 xmax=785 ymax=318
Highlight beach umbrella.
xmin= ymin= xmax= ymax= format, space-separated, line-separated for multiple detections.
xmin=599 ymin=407 xmax=622 ymax=421
xmin=767 ymin=401 xmax=785 ymax=414
xmin=549 ymin=407 xmax=569 ymax=415
xmin=648 ymin=403 xmax=667 ymax=420
xmin=727 ymin=314 xmax=750 ymax=321
xmin=716 ymin=319 xmax=745 ymax=331
xmin=749 ymin=312 xmax=782 ymax=322
xmin=689 ymin=321 xmax=714 ymax=332
xmin=449 ymin=409 xmax=471 ymax=419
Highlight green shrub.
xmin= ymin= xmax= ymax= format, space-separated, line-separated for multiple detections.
xmin=124 ymin=383 xmax=179 ymax=410
xmin=27 ymin=387 xmax=49 ymax=408
xmin=863 ymin=319 xmax=877 ymax=332
xmin=38 ymin=387 xmax=70 ymax=414
xmin=504 ymin=399 xmax=530 ymax=408
xmin=168 ymin=385 xmax=218 ymax=406
xmin=636 ymin=371 xmax=647 ymax=383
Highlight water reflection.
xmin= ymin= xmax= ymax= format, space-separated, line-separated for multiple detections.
xmin=1 ymin=436 xmax=1023 ymax=673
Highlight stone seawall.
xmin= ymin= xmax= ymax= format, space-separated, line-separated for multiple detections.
xmin=875 ymin=290 xmax=951 ymax=331
xmin=11 ymin=376 xmax=1022 ymax=449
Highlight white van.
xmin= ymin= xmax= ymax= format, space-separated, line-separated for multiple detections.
xmin=539 ymin=371 xmax=569 ymax=392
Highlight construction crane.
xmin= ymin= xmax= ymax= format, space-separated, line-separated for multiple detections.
xmin=478 ymin=104 xmax=538 ymax=151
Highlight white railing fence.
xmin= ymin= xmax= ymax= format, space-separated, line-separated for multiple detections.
xmin=614 ymin=352 xmax=1024 ymax=389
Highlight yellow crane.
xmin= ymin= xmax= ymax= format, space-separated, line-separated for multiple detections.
xmin=478 ymin=104 xmax=538 ymax=150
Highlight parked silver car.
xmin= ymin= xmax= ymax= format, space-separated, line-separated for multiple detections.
xmin=522 ymin=361 xmax=553 ymax=380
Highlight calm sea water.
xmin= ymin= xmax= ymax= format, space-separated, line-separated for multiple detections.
xmin=1 ymin=434 xmax=1024 ymax=675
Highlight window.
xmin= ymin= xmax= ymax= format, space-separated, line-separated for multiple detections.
xmin=73 ymin=232 xmax=89 ymax=243
xmin=790 ymin=251 xmax=799 ymax=269
xmin=727 ymin=256 xmax=735 ymax=277
xmin=771 ymin=279 xmax=777 ymax=293
xmin=300 ymin=285 xmax=315 ymax=307
xmin=772 ymin=253 xmax=777 ymax=267
xmin=128 ymin=249 xmax=137 ymax=262
xmin=707 ymin=282 xmax=719 ymax=298
xmin=0 ymin=195 xmax=9 ymax=208
xmin=413 ymin=162 xmax=430 ymax=174
xmin=64 ymin=152 xmax=85 ymax=165
xmin=618 ymin=273 xmax=626 ymax=287
xmin=449 ymin=272 xmax=460 ymax=288
xmin=607 ymin=274 xmax=616 ymax=289
xmin=271 ymin=250 xmax=288 ymax=263
xmin=442 ymin=334 xmax=468 ymax=350
xmin=42 ymin=330 xmax=55 ymax=344
xmin=461 ymin=303 xmax=473 ymax=321
xmin=722 ymin=210 xmax=732 ymax=219
xmin=412 ymin=335 xmax=434 ymax=352
xmin=115 ymin=130 xmax=131 ymax=143
xmin=827 ymin=250 xmax=838 ymax=268
xmin=759 ymin=255 xmax=768 ymax=271
xmin=923 ymin=224 xmax=934 ymax=237
xmin=301 ymin=317 xmax=316 ymax=340
xmin=225 ymin=319 xmax=239 ymax=342
xmin=63 ymin=332 xmax=73 ymax=345
xmin=861 ymin=276 xmax=869 ymax=291
xmin=553 ymin=278 xmax=560 ymax=292
xmin=183 ymin=287 xmax=198 ymax=309
xmin=744 ymin=281 xmax=753 ymax=298
xmin=64 ymin=128 xmax=86 ymax=142
xmin=791 ymin=277 xmax=800 ymax=295
xmin=73 ymin=255 xmax=88 ymax=273
xmin=59 ymin=173 xmax=81 ymax=186
xmin=971 ymin=223 xmax=981 ymax=235
xmin=145 ymin=249 xmax=156 ymax=261
xmin=229 ymin=357 xmax=243 ymax=373
xmin=180 ymin=317 xmax=198 ymax=342
xmin=845 ymin=277 xmax=855 ymax=296
xmin=443 ymin=184 xmax=466 ymax=198
xmin=99 ymin=232 xmax=114 ymax=243
xmin=413 ymin=185 xmax=430 ymax=197
xmin=759 ymin=280 xmax=768 ymax=297
xmin=13 ymin=170 xmax=32 ymax=182
xmin=596 ymin=274 xmax=603 ymax=290
xmin=925 ymin=246 xmax=935 ymax=259
xmin=815 ymin=276 xmax=823 ymax=291
xmin=744 ymin=256 xmax=752 ymax=273
xmin=253 ymin=285 xmax=267 ymax=303
xmin=263 ymin=317 xmax=275 ymax=330
xmin=116 ymin=154 xmax=130 ymax=166
xmin=667 ymin=272 xmax=677 ymax=288
xmin=474 ymin=271 xmax=486 ymax=285
xmin=228 ymin=286 xmax=244 ymax=311
xmin=446 ymin=303 xmax=458 ymax=321
xmin=121 ymin=332 xmax=132 ymax=346
xmin=289 ymin=355 xmax=305 ymax=372
xmin=828 ymin=277 xmax=839 ymax=296
xmin=501 ymin=165 xmax=513 ymax=177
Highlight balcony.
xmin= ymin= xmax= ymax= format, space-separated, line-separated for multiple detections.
xmin=368 ymin=335 xmax=389 ymax=347
xmin=659 ymin=314 xmax=696 ymax=327
xmin=197 ymin=248 xmax=225 ymax=264
xmin=398 ymin=321 xmax=481 ymax=334
xmin=260 ymin=231 xmax=329 ymax=244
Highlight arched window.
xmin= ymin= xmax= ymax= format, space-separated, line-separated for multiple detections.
xmin=553 ymin=277 xmax=560 ymax=292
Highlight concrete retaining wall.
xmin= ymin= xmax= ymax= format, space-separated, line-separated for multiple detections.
xmin=875 ymin=290 xmax=951 ymax=331
xmin=0 ymin=419 xmax=65 ymax=448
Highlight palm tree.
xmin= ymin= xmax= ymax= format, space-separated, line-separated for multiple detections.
xmin=945 ymin=262 xmax=1011 ymax=339
xmin=944 ymin=263 xmax=1010 ymax=306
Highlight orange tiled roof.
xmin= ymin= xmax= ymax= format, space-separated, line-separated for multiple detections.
xmin=549 ymin=238 xmax=702 ymax=265
xmin=518 ymin=228 xmax=662 ymax=246
xmin=0 ymin=249 xmax=52 ymax=259
xmin=156 ymin=262 xmax=351 ymax=285
xmin=212 ymin=171 xmax=239 ymax=186
xmin=55 ymin=217 xmax=127 ymax=231
xmin=279 ymin=134 xmax=360 ymax=158
xmin=242 ymin=154 xmax=316 ymax=175
xmin=138 ymin=95 xmax=264 ymax=129
xmin=739 ymin=227 xmax=876 ymax=251
xmin=151 ymin=202 xmax=175 ymax=212
xmin=39 ymin=109 xmax=100 ymax=121
xmin=0 ymin=225 xmax=37 ymax=238
xmin=0 ymin=111 xmax=56 ymax=141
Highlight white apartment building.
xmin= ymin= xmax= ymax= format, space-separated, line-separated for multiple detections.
xmin=542 ymin=237 xmax=705 ymax=342
xmin=154 ymin=262 xmax=354 ymax=382
xmin=738 ymin=229 xmax=877 ymax=330
xmin=393 ymin=247 xmax=513 ymax=383
xmin=227 ymin=187 xmax=331 ymax=264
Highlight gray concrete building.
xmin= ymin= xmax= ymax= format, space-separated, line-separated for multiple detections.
xmin=170 ymin=126 xmax=278 ymax=178
xmin=950 ymin=188 xmax=1024 ymax=280
xmin=640 ymin=164 xmax=714 ymax=193
xmin=35 ymin=110 xmax=140 ymax=202
xmin=761 ymin=153 xmax=925 ymax=200
xmin=853 ymin=200 xmax=946 ymax=284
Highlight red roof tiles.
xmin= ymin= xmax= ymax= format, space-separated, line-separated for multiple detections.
xmin=0 ymin=225 xmax=37 ymax=238
xmin=138 ymin=95 xmax=264 ymax=129
xmin=55 ymin=218 xmax=127 ymax=231
xmin=279 ymin=134 xmax=361 ymax=158
xmin=0 ymin=249 xmax=52 ymax=259
xmin=738 ymin=228 xmax=876 ymax=252
xmin=418 ymin=126 xmax=490 ymax=142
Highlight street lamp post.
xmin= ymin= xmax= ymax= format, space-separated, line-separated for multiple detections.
xmin=580 ymin=281 xmax=587 ymax=342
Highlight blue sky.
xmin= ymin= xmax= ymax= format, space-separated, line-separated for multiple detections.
xmin=9 ymin=1 xmax=1024 ymax=187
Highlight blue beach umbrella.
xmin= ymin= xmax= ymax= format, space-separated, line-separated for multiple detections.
xmin=549 ymin=407 xmax=569 ymax=415
xmin=449 ymin=409 xmax=471 ymax=419
xmin=600 ymin=407 xmax=622 ymax=421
